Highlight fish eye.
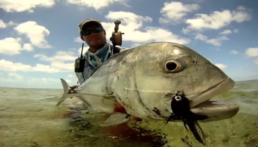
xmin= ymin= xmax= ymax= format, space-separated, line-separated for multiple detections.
xmin=165 ymin=60 xmax=180 ymax=72
xmin=166 ymin=62 xmax=177 ymax=70
xmin=175 ymin=96 xmax=181 ymax=101
xmin=162 ymin=58 xmax=187 ymax=73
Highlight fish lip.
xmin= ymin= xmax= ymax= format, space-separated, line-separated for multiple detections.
xmin=186 ymin=77 xmax=235 ymax=108
xmin=198 ymin=80 xmax=226 ymax=96
xmin=190 ymin=101 xmax=240 ymax=121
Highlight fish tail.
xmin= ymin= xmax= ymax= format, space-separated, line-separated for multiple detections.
xmin=56 ymin=78 xmax=73 ymax=106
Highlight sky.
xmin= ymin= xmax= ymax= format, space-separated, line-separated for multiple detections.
xmin=0 ymin=0 xmax=257 ymax=89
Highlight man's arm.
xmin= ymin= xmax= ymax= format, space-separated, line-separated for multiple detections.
xmin=116 ymin=45 xmax=129 ymax=52
xmin=112 ymin=44 xmax=129 ymax=55
xmin=67 ymin=64 xmax=87 ymax=93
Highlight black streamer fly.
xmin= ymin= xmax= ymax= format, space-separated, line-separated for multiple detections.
xmin=166 ymin=91 xmax=208 ymax=145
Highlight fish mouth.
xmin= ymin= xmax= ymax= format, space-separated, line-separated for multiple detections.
xmin=188 ymin=77 xmax=240 ymax=121
xmin=190 ymin=101 xmax=239 ymax=122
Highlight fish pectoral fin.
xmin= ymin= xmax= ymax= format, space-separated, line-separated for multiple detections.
xmin=99 ymin=112 xmax=130 ymax=127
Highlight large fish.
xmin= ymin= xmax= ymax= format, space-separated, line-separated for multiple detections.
xmin=56 ymin=42 xmax=239 ymax=128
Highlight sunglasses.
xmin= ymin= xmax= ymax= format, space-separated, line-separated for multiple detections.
xmin=81 ymin=26 xmax=104 ymax=36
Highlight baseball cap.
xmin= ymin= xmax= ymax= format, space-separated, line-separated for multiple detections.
xmin=79 ymin=18 xmax=103 ymax=32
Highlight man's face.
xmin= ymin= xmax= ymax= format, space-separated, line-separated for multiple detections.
xmin=81 ymin=23 xmax=106 ymax=49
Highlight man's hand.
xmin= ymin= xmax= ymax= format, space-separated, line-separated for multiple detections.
xmin=68 ymin=85 xmax=79 ymax=98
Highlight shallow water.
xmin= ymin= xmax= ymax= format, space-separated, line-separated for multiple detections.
xmin=0 ymin=80 xmax=258 ymax=147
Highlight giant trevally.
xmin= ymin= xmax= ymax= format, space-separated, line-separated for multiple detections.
xmin=56 ymin=42 xmax=239 ymax=143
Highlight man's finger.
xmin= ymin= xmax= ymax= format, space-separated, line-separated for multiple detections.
xmin=70 ymin=85 xmax=78 ymax=89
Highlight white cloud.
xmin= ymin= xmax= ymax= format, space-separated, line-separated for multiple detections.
xmin=0 ymin=59 xmax=33 ymax=71
xmin=244 ymin=48 xmax=258 ymax=72
xmin=0 ymin=38 xmax=21 ymax=55
xmin=99 ymin=11 xmax=190 ymax=45
xmin=0 ymin=37 xmax=33 ymax=55
xmin=0 ymin=20 xmax=7 ymax=28
xmin=184 ymin=6 xmax=251 ymax=31
xmin=34 ymin=51 xmax=77 ymax=62
xmin=230 ymin=50 xmax=239 ymax=55
xmin=195 ymin=33 xmax=228 ymax=46
xmin=209 ymin=60 xmax=227 ymax=71
xmin=245 ymin=47 xmax=258 ymax=57
xmin=78 ymin=46 xmax=89 ymax=55
xmin=66 ymin=0 xmax=130 ymax=10
xmin=219 ymin=29 xmax=232 ymax=35
xmin=33 ymin=51 xmax=78 ymax=71
xmin=14 ymin=21 xmax=51 ymax=48
xmin=7 ymin=21 xmax=17 ymax=26
xmin=66 ymin=73 xmax=78 ymax=85
xmin=215 ymin=63 xmax=227 ymax=70
xmin=75 ymin=11 xmax=190 ymax=45
xmin=0 ymin=58 xmax=73 ymax=73
xmin=159 ymin=2 xmax=200 ymax=24
xmin=0 ymin=20 xmax=17 ymax=29
xmin=182 ymin=27 xmax=192 ymax=34
xmin=219 ymin=29 xmax=239 ymax=35
xmin=48 ymin=61 xmax=74 ymax=71
xmin=22 ymin=43 xmax=34 ymax=51
xmin=0 ymin=72 xmax=79 ymax=89
xmin=0 ymin=0 xmax=57 ymax=13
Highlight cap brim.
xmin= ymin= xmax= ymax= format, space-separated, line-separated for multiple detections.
xmin=83 ymin=21 xmax=101 ymax=28
xmin=79 ymin=20 xmax=103 ymax=31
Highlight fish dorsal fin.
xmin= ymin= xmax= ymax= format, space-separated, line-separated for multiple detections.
xmin=99 ymin=112 xmax=130 ymax=127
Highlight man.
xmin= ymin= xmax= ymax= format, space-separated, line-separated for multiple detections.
xmin=75 ymin=18 xmax=126 ymax=84
xmin=70 ymin=18 xmax=167 ymax=147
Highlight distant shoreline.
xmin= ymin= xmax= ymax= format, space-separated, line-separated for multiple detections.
xmin=1 ymin=79 xmax=257 ymax=90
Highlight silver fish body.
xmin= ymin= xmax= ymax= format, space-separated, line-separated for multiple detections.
xmin=57 ymin=42 xmax=239 ymax=125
